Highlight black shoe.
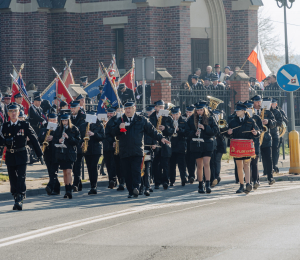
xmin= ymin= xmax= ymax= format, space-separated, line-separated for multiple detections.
xmin=64 ymin=184 xmax=72 ymax=199
xmin=149 ymin=188 xmax=153 ymax=192
xmin=133 ymin=188 xmax=139 ymax=196
xmin=236 ymin=184 xmax=244 ymax=193
xmin=78 ymin=180 xmax=82 ymax=191
xmin=269 ymin=178 xmax=276 ymax=185
xmin=244 ymin=183 xmax=252 ymax=194
xmin=210 ymin=179 xmax=218 ymax=188
xmin=163 ymin=183 xmax=168 ymax=190
xmin=45 ymin=186 xmax=52 ymax=196
xmin=88 ymin=188 xmax=97 ymax=195
xmin=217 ymin=177 xmax=221 ymax=184
xmin=133 ymin=194 xmax=138 ymax=198
xmin=13 ymin=194 xmax=23 ymax=211
xmin=139 ymin=188 xmax=143 ymax=195
xmin=128 ymin=194 xmax=134 ymax=198
xmin=108 ymin=180 xmax=115 ymax=189
xmin=189 ymin=177 xmax=195 ymax=184
xmin=170 ymin=183 xmax=174 ymax=187
xmin=274 ymin=167 xmax=279 ymax=174
xmin=205 ymin=181 xmax=211 ymax=194
xmin=181 ymin=181 xmax=185 ymax=187
xmin=117 ymin=184 xmax=125 ymax=191
xmin=198 ymin=182 xmax=205 ymax=193
xmin=253 ymin=182 xmax=260 ymax=190
xmin=154 ymin=185 xmax=159 ymax=189
xmin=72 ymin=185 xmax=78 ymax=192
xmin=144 ymin=190 xmax=150 ymax=196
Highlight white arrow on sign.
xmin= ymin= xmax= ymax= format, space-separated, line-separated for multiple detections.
xmin=280 ymin=69 xmax=299 ymax=86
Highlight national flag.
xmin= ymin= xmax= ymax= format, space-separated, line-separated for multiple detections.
xmin=247 ymin=42 xmax=271 ymax=82
xmin=97 ymin=77 xmax=119 ymax=114
xmin=84 ymin=77 xmax=102 ymax=98
xmin=120 ymin=67 xmax=135 ymax=91
xmin=11 ymin=79 xmax=30 ymax=115
xmin=62 ymin=66 xmax=75 ymax=88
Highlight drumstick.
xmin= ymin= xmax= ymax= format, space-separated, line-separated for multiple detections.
xmin=220 ymin=125 xmax=241 ymax=134
xmin=242 ymin=131 xmax=253 ymax=133
xmin=145 ymin=145 xmax=162 ymax=148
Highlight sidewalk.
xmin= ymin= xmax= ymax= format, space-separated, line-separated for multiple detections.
xmin=0 ymin=155 xmax=297 ymax=201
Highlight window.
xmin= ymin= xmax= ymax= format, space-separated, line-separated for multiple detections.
xmin=115 ymin=29 xmax=124 ymax=70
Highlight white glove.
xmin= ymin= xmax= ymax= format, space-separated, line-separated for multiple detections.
xmin=137 ymin=95 xmax=140 ymax=100
xmin=42 ymin=120 xmax=47 ymax=124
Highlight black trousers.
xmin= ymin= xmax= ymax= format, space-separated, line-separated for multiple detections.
xmin=141 ymin=161 xmax=152 ymax=190
xmin=234 ymin=160 xmax=239 ymax=182
xmin=261 ymin=146 xmax=273 ymax=180
xmin=73 ymin=153 xmax=83 ymax=186
xmin=153 ymin=153 xmax=169 ymax=185
xmin=7 ymin=164 xmax=27 ymax=196
xmin=45 ymin=157 xmax=60 ymax=192
xmin=272 ymin=138 xmax=280 ymax=170
xmin=185 ymin=150 xmax=195 ymax=179
xmin=114 ymin=154 xmax=124 ymax=184
xmin=169 ymin=152 xmax=186 ymax=183
xmin=85 ymin=154 xmax=101 ymax=188
xmin=103 ymin=150 xmax=116 ymax=182
xmin=121 ymin=156 xmax=143 ymax=195
xmin=250 ymin=156 xmax=259 ymax=183
xmin=210 ymin=150 xmax=223 ymax=180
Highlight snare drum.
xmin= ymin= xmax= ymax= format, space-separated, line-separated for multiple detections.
xmin=230 ymin=139 xmax=255 ymax=158
xmin=144 ymin=150 xmax=152 ymax=161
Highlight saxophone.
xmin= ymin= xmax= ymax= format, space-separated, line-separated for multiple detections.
xmin=259 ymin=108 xmax=268 ymax=145
xmin=42 ymin=129 xmax=52 ymax=153
xmin=114 ymin=137 xmax=119 ymax=155
xmin=82 ymin=123 xmax=90 ymax=153
xmin=156 ymin=116 xmax=163 ymax=134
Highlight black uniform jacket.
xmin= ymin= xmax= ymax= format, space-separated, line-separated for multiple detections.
xmin=0 ymin=120 xmax=43 ymax=166
xmin=79 ymin=120 xmax=105 ymax=155
xmin=71 ymin=111 xmax=86 ymax=155
xmin=171 ymin=116 xmax=187 ymax=154
xmin=279 ymin=108 xmax=288 ymax=125
xmin=103 ymin=116 xmax=117 ymax=152
xmin=118 ymin=88 xmax=135 ymax=105
xmin=252 ymin=114 xmax=263 ymax=155
xmin=259 ymin=109 xmax=277 ymax=148
xmin=270 ymin=107 xmax=283 ymax=138
xmin=53 ymin=125 xmax=81 ymax=162
xmin=149 ymin=112 xmax=174 ymax=158
xmin=38 ymin=124 xmax=57 ymax=161
xmin=28 ymin=105 xmax=46 ymax=130
xmin=185 ymin=114 xmax=218 ymax=153
xmin=225 ymin=113 xmax=260 ymax=141
xmin=112 ymin=113 xmax=163 ymax=159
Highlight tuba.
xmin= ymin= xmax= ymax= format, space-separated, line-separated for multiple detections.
xmin=82 ymin=123 xmax=90 ymax=153
xmin=207 ymin=96 xmax=224 ymax=111
xmin=259 ymin=108 xmax=268 ymax=145
xmin=279 ymin=122 xmax=287 ymax=138
xmin=42 ymin=129 xmax=52 ymax=153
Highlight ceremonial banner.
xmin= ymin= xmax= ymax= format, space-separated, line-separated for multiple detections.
xmin=97 ymin=77 xmax=118 ymax=114
xmin=120 ymin=67 xmax=135 ymax=91
xmin=11 ymin=76 xmax=30 ymax=115
xmin=62 ymin=60 xmax=75 ymax=88
xmin=41 ymin=79 xmax=56 ymax=104
xmin=84 ymin=77 xmax=102 ymax=98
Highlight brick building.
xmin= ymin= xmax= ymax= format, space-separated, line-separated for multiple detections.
xmin=0 ymin=0 xmax=263 ymax=91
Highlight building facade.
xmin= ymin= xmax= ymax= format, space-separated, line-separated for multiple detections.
xmin=0 ymin=0 xmax=263 ymax=90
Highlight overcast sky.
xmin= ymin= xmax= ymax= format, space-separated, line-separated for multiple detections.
xmin=261 ymin=0 xmax=300 ymax=55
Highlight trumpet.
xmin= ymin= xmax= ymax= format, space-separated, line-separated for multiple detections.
xmin=42 ymin=129 xmax=52 ymax=153
xmin=82 ymin=123 xmax=90 ymax=153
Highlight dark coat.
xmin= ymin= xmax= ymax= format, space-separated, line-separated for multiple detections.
xmin=71 ymin=111 xmax=86 ymax=155
xmin=185 ymin=114 xmax=218 ymax=153
xmin=118 ymin=88 xmax=135 ymax=105
xmin=38 ymin=124 xmax=57 ymax=162
xmin=112 ymin=113 xmax=163 ymax=159
xmin=253 ymin=114 xmax=263 ymax=155
xmin=260 ymin=109 xmax=277 ymax=148
xmin=53 ymin=125 xmax=81 ymax=162
xmin=270 ymin=107 xmax=283 ymax=138
xmin=79 ymin=120 xmax=105 ymax=155
xmin=28 ymin=105 xmax=46 ymax=134
xmin=103 ymin=116 xmax=117 ymax=152
xmin=149 ymin=112 xmax=174 ymax=157
xmin=171 ymin=116 xmax=187 ymax=154
xmin=0 ymin=120 xmax=43 ymax=166
xmin=279 ymin=108 xmax=288 ymax=125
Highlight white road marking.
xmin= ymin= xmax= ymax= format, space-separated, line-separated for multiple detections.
xmin=0 ymin=183 xmax=299 ymax=248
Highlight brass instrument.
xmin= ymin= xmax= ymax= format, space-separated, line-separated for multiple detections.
xmin=259 ymin=108 xmax=268 ymax=145
xmin=279 ymin=122 xmax=287 ymax=138
xmin=207 ymin=96 xmax=224 ymax=111
xmin=173 ymin=119 xmax=178 ymax=137
xmin=42 ymin=129 xmax=52 ymax=153
xmin=156 ymin=116 xmax=163 ymax=134
xmin=114 ymin=138 xmax=119 ymax=155
xmin=82 ymin=123 xmax=90 ymax=153
xmin=218 ymin=113 xmax=227 ymax=129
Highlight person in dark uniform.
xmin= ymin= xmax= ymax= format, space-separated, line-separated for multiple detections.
xmin=70 ymin=100 xmax=86 ymax=192
xmin=118 ymin=83 xmax=135 ymax=105
xmin=270 ymin=98 xmax=283 ymax=174
xmin=80 ymin=76 xmax=88 ymax=88
xmin=3 ymin=94 xmax=12 ymax=122
xmin=18 ymin=110 xmax=26 ymax=121
xmin=97 ymin=85 xmax=104 ymax=103
xmin=38 ymin=113 xmax=60 ymax=195
xmin=13 ymin=93 xmax=25 ymax=115
xmin=209 ymin=74 xmax=225 ymax=96
xmin=149 ymin=100 xmax=174 ymax=190
xmin=185 ymin=100 xmax=218 ymax=194
xmin=79 ymin=111 xmax=105 ymax=195
xmin=244 ymin=100 xmax=263 ymax=190
xmin=28 ymin=93 xmax=47 ymax=136
xmin=0 ymin=103 xmax=43 ymax=210
xmin=169 ymin=107 xmax=187 ymax=186
xmin=252 ymin=95 xmax=276 ymax=185
xmin=76 ymin=94 xmax=86 ymax=114
xmin=112 ymin=100 xmax=170 ymax=198
xmin=225 ymin=103 xmax=260 ymax=194
xmin=135 ymin=80 xmax=151 ymax=105
xmin=53 ymin=113 xmax=81 ymax=199
xmin=190 ymin=75 xmax=203 ymax=91
xmin=187 ymin=68 xmax=202 ymax=86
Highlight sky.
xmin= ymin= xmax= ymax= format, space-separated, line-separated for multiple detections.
xmin=261 ymin=0 xmax=300 ymax=55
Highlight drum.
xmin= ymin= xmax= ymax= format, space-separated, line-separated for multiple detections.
xmin=144 ymin=150 xmax=152 ymax=161
xmin=230 ymin=139 xmax=255 ymax=158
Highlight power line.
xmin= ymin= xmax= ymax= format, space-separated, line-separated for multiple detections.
xmin=270 ymin=20 xmax=300 ymax=27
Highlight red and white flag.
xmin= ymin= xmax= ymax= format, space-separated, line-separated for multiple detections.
xmin=62 ymin=60 xmax=75 ymax=88
xmin=247 ymin=43 xmax=271 ymax=82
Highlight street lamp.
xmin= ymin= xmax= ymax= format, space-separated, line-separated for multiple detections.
xmin=275 ymin=0 xmax=295 ymax=131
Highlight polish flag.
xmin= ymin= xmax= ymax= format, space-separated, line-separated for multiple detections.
xmin=120 ymin=67 xmax=135 ymax=91
xmin=247 ymin=43 xmax=271 ymax=82
xmin=62 ymin=66 xmax=75 ymax=88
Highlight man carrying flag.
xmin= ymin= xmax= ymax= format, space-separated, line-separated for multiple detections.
xmin=29 ymin=92 xmax=47 ymax=136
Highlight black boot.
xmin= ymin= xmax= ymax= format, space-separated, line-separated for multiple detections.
xmin=236 ymin=184 xmax=244 ymax=193
xmin=244 ymin=183 xmax=252 ymax=194
xmin=13 ymin=194 xmax=23 ymax=210
xmin=198 ymin=181 xmax=205 ymax=194
xmin=88 ymin=187 xmax=97 ymax=195
xmin=78 ymin=180 xmax=82 ymax=191
xmin=64 ymin=184 xmax=73 ymax=199
xmin=205 ymin=181 xmax=211 ymax=194
xmin=117 ymin=183 xmax=125 ymax=191
xmin=45 ymin=185 xmax=52 ymax=196
xmin=108 ymin=180 xmax=115 ymax=189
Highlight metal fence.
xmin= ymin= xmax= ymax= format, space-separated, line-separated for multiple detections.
xmin=171 ymin=86 xmax=232 ymax=117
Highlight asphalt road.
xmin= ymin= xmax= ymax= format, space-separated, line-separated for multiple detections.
xmin=1 ymin=180 xmax=300 ymax=260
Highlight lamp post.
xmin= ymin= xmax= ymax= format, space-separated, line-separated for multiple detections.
xmin=275 ymin=0 xmax=295 ymax=131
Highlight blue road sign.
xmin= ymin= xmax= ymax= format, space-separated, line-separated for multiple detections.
xmin=277 ymin=64 xmax=300 ymax=92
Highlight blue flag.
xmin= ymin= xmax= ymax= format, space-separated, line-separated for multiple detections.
xmin=84 ymin=77 xmax=102 ymax=98
xmin=18 ymin=77 xmax=28 ymax=97
xmin=42 ymin=80 xmax=56 ymax=105
xmin=97 ymin=78 xmax=118 ymax=114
